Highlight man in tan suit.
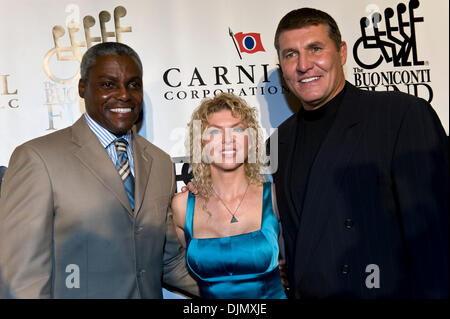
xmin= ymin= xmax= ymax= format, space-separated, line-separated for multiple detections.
xmin=0 ymin=42 xmax=198 ymax=298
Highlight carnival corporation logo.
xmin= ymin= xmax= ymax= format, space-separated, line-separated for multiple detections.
xmin=43 ymin=5 xmax=132 ymax=130
xmin=352 ymin=0 xmax=433 ymax=102
xmin=228 ymin=28 xmax=265 ymax=59
xmin=162 ymin=28 xmax=287 ymax=101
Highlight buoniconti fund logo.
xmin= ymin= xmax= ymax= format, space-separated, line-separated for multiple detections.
xmin=352 ymin=0 xmax=433 ymax=102
xmin=43 ymin=5 xmax=132 ymax=130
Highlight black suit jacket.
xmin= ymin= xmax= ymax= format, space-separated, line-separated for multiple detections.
xmin=271 ymin=82 xmax=449 ymax=298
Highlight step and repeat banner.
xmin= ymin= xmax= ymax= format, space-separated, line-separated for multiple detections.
xmin=0 ymin=0 xmax=448 ymax=300
xmin=1 ymin=0 xmax=448 ymax=170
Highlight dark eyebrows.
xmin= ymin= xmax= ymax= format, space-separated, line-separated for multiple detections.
xmin=96 ymin=75 xmax=142 ymax=83
xmin=281 ymin=48 xmax=297 ymax=56
xmin=306 ymin=41 xmax=324 ymax=48
xmin=96 ymin=75 xmax=117 ymax=81
xmin=128 ymin=76 xmax=142 ymax=82
xmin=281 ymin=41 xmax=325 ymax=56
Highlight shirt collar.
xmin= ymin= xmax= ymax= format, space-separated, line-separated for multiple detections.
xmin=83 ymin=113 xmax=133 ymax=149
xmin=298 ymin=83 xmax=347 ymax=123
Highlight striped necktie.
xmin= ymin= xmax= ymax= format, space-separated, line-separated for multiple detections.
xmin=114 ymin=138 xmax=135 ymax=211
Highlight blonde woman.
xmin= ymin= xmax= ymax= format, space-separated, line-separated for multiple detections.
xmin=171 ymin=93 xmax=286 ymax=299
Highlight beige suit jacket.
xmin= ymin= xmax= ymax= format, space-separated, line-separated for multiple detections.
xmin=0 ymin=117 xmax=198 ymax=298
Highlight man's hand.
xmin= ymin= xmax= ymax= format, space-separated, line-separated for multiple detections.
xmin=180 ymin=181 xmax=199 ymax=195
xmin=278 ymin=258 xmax=290 ymax=294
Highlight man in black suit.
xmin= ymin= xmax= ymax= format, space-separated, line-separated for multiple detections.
xmin=271 ymin=8 xmax=448 ymax=298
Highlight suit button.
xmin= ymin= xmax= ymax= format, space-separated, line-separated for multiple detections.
xmin=137 ymin=269 xmax=146 ymax=277
xmin=135 ymin=226 xmax=144 ymax=234
xmin=341 ymin=264 xmax=350 ymax=274
xmin=344 ymin=219 xmax=354 ymax=229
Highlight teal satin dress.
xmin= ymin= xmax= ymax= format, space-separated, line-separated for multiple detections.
xmin=184 ymin=182 xmax=287 ymax=299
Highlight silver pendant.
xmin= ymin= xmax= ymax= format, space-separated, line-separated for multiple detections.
xmin=230 ymin=216 xmax=238 ymax=223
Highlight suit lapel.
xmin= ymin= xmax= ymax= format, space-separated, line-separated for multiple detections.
xmin=294 ymin=83 xmax=366 ymax=283
xmin=132 ymin=137 xmax=153 ymax=217
xmin=71 ymin=117 xmax=133 ymax=216
xmin=278 ymin=114 xmax=302 ymax=231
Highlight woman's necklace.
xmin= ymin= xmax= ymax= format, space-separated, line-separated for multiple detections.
xmin=212 ymin=181 xmax=250 ymax=223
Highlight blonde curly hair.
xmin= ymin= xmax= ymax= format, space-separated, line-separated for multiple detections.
xmin=187 ymin=93 xmax=266 ymax=201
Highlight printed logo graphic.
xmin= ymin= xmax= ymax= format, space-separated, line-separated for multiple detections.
xmin=44 ymin=6 xmax=132 ymax=85
xmin=0 ymin=74 xmax=19 ymax=109
xmin=161 ymin=26 xmax=285 ymax=105
xmin=43 ymin=5 xmax=133 ymax=130
xmin=352 ymin=0 xmax=433 ymax=103
xmin=353 ymin=0 xmax=424 ymax=69
xmin=229 ymin=28 xmax=265 ymax=59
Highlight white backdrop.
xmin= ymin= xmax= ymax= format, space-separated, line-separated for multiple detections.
xmin=1 ymin=0 xmax=448 ymax=168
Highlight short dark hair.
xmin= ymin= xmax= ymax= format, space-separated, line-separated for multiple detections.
xmin=274 ymin=8 xmax=342 ymax=52
xmin=80 ymin=42 xmax=143 ymax=80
